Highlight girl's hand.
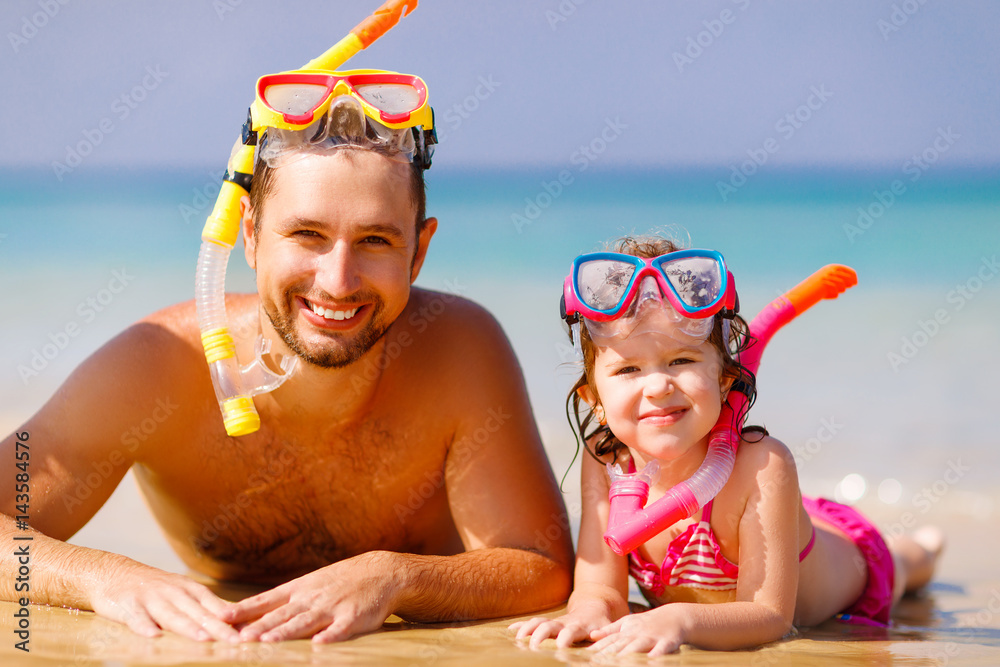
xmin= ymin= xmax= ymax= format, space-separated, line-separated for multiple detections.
xmin=509 ymin=602 xmax=617 ymax=648
xmin=588 ymin=605 xmax=686 ymax=656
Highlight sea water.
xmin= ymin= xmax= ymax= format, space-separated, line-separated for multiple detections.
xmin=1 ymin=165 xmax=998 ymax=525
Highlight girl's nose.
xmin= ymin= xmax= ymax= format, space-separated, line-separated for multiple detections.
xmin=643 ymin=371 xmax=674 ymax=398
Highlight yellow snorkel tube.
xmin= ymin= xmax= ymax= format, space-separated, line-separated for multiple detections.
xmin=196 ymin=0 xmax=419 ymax=436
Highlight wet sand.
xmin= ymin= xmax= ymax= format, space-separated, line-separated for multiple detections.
xmin=3 ymin=515 xmax=999 ymax=666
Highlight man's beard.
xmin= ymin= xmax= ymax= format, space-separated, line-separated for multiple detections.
xmin=264 ymin=293 xmax=390 ymax=369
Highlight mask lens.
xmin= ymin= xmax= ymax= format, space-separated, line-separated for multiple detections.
xmin=354 ymin=83 xmax=420 ymax=114
xmin=576 ymin=259 xmax=637 ymax=312
xmin=263 ymin=82 xmax=331 ymax=116
xmin=658 ymin=256 xmax=723 ymax=312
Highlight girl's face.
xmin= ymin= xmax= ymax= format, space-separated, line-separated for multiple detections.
xmin=587 ymin=331 xmax=732 ymax=465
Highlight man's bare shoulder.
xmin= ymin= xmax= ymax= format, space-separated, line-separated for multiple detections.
xmin=139 ymin=293 xmax=258 ymax=346
xmin=403 ymin=288 xmax=509 ymax=351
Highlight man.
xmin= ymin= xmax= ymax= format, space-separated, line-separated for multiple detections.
xmin=0 ymin=68 xmax=572 ymax=644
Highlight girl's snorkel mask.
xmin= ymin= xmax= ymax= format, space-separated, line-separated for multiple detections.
xmin=560 ymin=249 xmax=739 ymax=350
xmin=195 ymin=0 xmax=429 ymax=437
xmin=560 ymin=248 xmax=858 ymax=556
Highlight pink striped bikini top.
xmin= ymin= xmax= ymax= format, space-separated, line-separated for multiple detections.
xmin=628 ymin=498 xmax=816 ymax=597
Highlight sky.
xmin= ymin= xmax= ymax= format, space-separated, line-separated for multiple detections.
xmin=3 ymin=0 xmax=999 ymax=172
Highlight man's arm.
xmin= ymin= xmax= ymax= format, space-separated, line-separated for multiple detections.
xmin=1 ymin=318 xmax=238 ymax=641
xmin=223 ymin=298 xmax=573 ymax=642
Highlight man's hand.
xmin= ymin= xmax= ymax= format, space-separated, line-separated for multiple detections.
xmin=89 ymin=560 xmax=239 ymax=642
xmin=218 ymin=551 xmax=398 ymax=643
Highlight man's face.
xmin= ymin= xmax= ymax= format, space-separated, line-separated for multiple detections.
xmin=243 ymin=150 xmax=435 ymax=368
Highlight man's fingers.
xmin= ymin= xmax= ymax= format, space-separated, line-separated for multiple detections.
xmin=222 ymin=589 xmax=289 ymax=625
xmin=238 ymin=603 xmax=303 ymax=641
xmin=121 ymin=605 xmax=162 ymax=639
xmin=312 ymin=617 xmax=356 ymax=644
xmin=170 ymin=590 xmax=241 ymax=642
xmin=185 ymin=583 xmax=234 ymax=617
xmin=259 ymin=609 xmax=328 ymax=642
xmin=143 ymin=597 xmax=213 ymax=641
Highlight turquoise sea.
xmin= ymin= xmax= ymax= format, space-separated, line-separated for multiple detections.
xmin=1 ymin=165 xmax=998 ymax=524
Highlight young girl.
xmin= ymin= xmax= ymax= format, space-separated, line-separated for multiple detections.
xmin=511 ymin=235 xmax=942 ymax=655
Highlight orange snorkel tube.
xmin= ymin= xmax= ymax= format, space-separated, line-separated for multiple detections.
xmin=195 ymin=0 xmax=419 ymax=436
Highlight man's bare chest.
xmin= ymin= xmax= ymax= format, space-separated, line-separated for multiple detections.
xmin=138 ymin=415 xmax=453 ymax=581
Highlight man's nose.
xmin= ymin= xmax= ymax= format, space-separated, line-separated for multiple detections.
xmin=315 ymin=242 xmax=361 ymax=298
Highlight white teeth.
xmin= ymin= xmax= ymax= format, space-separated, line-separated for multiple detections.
xmin=308 ymin=300 xmax=359 ymax=321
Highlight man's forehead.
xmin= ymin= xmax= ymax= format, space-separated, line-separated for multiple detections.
xmin=261 ymin=151 xmax=416 ymax=227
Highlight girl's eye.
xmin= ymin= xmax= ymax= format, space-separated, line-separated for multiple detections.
xmin=613 ymin=365 xmax=639 ymax=376
xmin=670 ymin=357 xmax=695 ymax=366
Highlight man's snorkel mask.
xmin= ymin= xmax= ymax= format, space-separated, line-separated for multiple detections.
xmin=560 ymin=248 xmax=859 ymax=556
xmin=248 ymin=68 xmax=436 ymax=170
xmin=195 ymin=0 xmax=430 ymax=437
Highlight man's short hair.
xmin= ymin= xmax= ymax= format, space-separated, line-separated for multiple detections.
xmin=248 ymin=146 xmax=428 ymax=238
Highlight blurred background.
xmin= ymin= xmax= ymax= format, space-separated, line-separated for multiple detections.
xmin=1 ymin=1 xmax=998 ymax=577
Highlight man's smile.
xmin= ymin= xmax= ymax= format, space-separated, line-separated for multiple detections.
xmin=300 ymin=297 xmax=366 ymax=328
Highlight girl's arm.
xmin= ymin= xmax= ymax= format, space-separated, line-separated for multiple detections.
xmin=590 ymin=437 xmax=802 ymax=654
xmin=511 ymin=450 xmax=630 ymax=647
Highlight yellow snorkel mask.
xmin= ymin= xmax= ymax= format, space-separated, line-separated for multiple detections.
xmin=196 ymin=0 xmax=432 ymax=437
xmin=249 ymin=68 xmax=435 ymax=169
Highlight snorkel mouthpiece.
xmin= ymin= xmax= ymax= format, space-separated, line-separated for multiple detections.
xmin=602 ymin=264 xmax=858 ymax=555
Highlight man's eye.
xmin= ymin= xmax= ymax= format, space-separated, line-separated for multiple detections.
xmin=292 ymin=229 xmax=320 ymax=238
xmin=363 ymin=236 xmax=391 ymax=245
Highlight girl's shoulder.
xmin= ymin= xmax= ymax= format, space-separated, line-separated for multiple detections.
xmin=725 ymin=433 xmax=801 ymax=499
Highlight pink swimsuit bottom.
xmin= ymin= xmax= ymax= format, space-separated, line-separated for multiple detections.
xmin=628 ymin=495 xmax=894 ymax=626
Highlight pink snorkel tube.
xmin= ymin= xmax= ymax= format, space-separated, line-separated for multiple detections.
xmin=603 ymin=264 xmax=858 ymax=556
